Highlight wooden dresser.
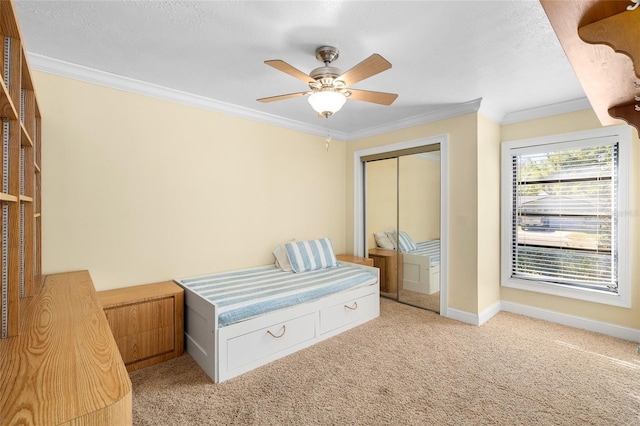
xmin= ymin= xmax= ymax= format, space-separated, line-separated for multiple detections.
xmin=368 ymin=248 xmax=402 ymax=294
xmin=98 ymin=281 xmax=184 ymax=372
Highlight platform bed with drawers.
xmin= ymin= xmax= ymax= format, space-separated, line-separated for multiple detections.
xmin=175 ymin=243 xmax=380 ymax=383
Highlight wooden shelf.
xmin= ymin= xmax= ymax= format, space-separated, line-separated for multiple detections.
xmin=540 ymin=0 xmax=640 ymax=132
xmin=0 ymin=78 xmax=18 ymax=120
xmin=2 ymin=0 xmax=43 ymax=342
xmin=0 ymin=192 xmax=18 ymax=202
xmin=578 ymin=6 xmax=640 ymax=77
xmin=0 ymin=0 xmax=22 ymax=39
xmin=20 ymin=123 xmax=33 ymax=147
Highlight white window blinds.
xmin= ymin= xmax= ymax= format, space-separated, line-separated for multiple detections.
xmin=509 ymin=138 xmax=618 ymax=293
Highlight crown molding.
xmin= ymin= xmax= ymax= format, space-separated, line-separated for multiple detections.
xmin=347 ymin=98 xmax=483 ymax=141
xmin=27 ymin=53 xmax=591 ymax=139
xmin=28 ymin=53 xmax=349 ymax=140
xmin=501 ymin=97 xmax=592 ymax=124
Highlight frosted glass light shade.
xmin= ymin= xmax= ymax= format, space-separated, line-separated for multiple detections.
xmin=308 ymin=91 xmax=347 ymax=115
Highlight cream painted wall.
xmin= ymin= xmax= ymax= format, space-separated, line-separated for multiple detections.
xmin=476 ymin=114 xmax=501 ymax=312
xmin=347 ymin=114 xmax=479 ymax=314
xmin=399 ymin=155 xmax=440 ymax=243
xmin=501 ymin=110 xmax=640 ymax=329
xmin=35 ymin=71 xmax=347 ymax=291
xmin=365 ymin=159 xmax=396 ymax=250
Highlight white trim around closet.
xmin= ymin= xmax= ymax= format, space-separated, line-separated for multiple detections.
xmin=353 ymin=134 xmax=449 ymax=317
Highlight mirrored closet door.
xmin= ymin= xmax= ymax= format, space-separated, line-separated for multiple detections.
xmin=364 ymin=145 xmax=441 ymax=312
xmin=365 ymin=158 xmax=399 ymax=300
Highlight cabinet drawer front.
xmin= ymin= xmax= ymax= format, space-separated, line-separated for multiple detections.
xmin=227 ymin=313 xmax=316 ymax=371
xmin=116 ymin=325 xmax=175 ymax=365
xmin=105 ymin=297 xmax=174 ymax=338
xmin=320 ymin=292 xmax=378 ymax=335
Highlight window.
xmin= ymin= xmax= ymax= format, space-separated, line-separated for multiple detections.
xmin=501 ymin=126 xmax=631 ymax=307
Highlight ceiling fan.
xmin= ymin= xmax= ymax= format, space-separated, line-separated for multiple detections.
xmin=257 ymin=46 xmax=398 ymax=118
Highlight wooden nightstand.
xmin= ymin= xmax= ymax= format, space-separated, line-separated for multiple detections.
xmin=98 ymin=281 xmax=184 ymax=372
xmin=368 ymin=249 xmax=402 ymax=294
xmin=336 ymin=254 xmax=375 ymax=267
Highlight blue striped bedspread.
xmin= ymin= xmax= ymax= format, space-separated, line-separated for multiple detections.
xmin=176 ymin=264 xmax=378 ymax=328
xmin=407 ymin=240 xmax=440 ymax=263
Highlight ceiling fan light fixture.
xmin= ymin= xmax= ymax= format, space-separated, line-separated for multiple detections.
xmin=308 ymin=91 xmax=346 ymax=116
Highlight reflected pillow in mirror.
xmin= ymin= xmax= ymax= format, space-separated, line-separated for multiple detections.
xmin=397 ymin=230 xmax=417 ymax=253
xmin=374 ymin=231 xmax=395 ymax=250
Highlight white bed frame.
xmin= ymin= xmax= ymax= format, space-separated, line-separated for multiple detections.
xmin=179 ymin=262 xmax=380 ymax=383
xmin=401 ymin=252 xmax=440 ymax=295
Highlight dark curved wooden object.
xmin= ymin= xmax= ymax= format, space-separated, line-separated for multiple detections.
xmin=540 ymin=0 xmax=640 ymax=133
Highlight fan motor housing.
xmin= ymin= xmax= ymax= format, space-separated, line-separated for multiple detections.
xmin=315 ymin=46 xmax=339 ymax=64
xmin=310 ymin=46 xmax=345 ymax=89
xmin=310 ymin=66 xmax=342 ymax=81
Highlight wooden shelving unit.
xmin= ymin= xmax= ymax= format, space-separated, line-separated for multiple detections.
xmin=0 ymin=0 xmax=43 ymax=338
xmin=540 ymin=0 xmax=640 ymax=132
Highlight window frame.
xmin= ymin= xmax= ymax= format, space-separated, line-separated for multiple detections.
xmin=500 ymin=126 xmax=632 ymax=308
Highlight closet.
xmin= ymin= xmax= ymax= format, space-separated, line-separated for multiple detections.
xmin=364 ymin=144 xmax=441 ymax=312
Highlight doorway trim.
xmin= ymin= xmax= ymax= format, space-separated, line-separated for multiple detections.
xmin=353 ymin=134 xmax=449 ymax=316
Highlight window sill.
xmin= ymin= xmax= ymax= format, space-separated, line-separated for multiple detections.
xmin=502 ymin=276 xmax=631 ymax=308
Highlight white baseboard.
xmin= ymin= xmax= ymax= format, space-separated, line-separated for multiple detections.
xmin=444 ymin=302 xmax=640 ymax=343
xmin=446 ymin=301 xmax=501 ymax=326
xmin=501 ymin=301 xmax=640 ymax=343
xmin=478 ymin=301 xmax=502 ymax=325
xmin=446 ymin=308 xmax=481 ymax=326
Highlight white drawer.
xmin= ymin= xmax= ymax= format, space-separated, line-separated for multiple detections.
xmin=320 ymin=292 xmax=378 ymax=335
xmin=430 ymin=263 xmax=440 ymax=274
xmin=226 ymin=313 xmax=316 ymax=371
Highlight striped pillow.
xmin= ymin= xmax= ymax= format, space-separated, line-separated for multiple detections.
xmin=284 ymin=238 xmax=338 ymax=273
xmin=397 ymin=230 xmax=417 ymax=253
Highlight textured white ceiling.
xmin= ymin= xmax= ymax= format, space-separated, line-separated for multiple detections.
xmin=13 ymin=0 xmax=588 ymax=137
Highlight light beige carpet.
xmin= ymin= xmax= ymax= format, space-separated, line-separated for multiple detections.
xmin=130 ymin=298 xmax=640 ymax=425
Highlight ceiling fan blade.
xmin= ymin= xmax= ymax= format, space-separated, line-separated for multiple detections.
xmin=265 ymin=60 xmax=314 ymax=85
xmin=257 ymin=92 xmax=309 ymax=103
xmin=337 ymin=54 xmax=392 ymax=86
xmin=347 ymin=89 xmax=398 ymax=105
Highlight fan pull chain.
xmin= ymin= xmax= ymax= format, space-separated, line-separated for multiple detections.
xmin=325 ymin=116 xmax=331 ymax=152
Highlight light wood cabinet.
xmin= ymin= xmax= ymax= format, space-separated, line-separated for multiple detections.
xmin=368 ymin=248 xmax=401 ymax=294
xmin=98 ymin=281 xmax=184 ymax=372
xmin=0 ymin=0 xmax=43 ymax=339
xmin=336 ymin=253 xmax=375 ymax=267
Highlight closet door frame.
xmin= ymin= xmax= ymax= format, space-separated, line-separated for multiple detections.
xmin=353 ymin=134 xmax=449 ymax=317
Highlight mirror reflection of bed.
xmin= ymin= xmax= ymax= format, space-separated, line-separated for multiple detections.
xmin=364 ymin=147 xmax=441 ymax=313
xmin=399 ymin=238 xmax=440 ymax=312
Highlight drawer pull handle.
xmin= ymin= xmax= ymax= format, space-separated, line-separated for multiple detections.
xmin=267 ymin=325 xmax=286 ymax=338
xmin=345 ymin=301 xmax=358 ymax=311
